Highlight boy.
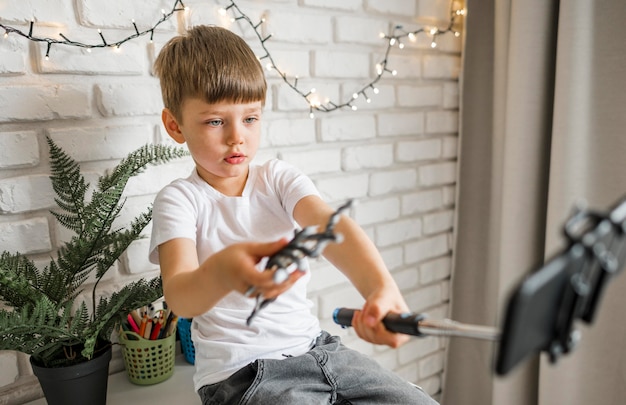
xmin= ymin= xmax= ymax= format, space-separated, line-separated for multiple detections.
xmin=150 ymin=25 xmax=438 ymax=404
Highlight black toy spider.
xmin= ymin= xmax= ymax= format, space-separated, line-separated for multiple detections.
xmin=246 ymin=199 xmax=353 ymax=325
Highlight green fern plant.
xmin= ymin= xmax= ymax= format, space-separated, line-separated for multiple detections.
xmin=0 ymin=137 xmax=188 ymax=367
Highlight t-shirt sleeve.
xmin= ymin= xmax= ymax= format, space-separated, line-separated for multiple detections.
xmin=267 ymin=159 xmax=320 ymax=218
xmin=148 ymin=184 xmax=197 ymax=265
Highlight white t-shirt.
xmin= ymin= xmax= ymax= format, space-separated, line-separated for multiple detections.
xmin=149 ymin=159 xmax=321 ymax=390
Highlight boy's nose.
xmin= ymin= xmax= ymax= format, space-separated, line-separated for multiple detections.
xmin=226 ymin=126 xmax=244 ymax=145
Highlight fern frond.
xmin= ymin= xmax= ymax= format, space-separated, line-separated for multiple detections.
xmin=47 ymin=137 xmax=88 ymax=234
xmin=81 ymin=277 xmax=162 ymax=359
xmin=99 ymin=144 xmax=189 ymax=192
xmin=0 ymin=252 xmax=43 ymax=308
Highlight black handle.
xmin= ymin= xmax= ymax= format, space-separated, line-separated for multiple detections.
xmin=333 ymin=308 xmax=425 ymax=337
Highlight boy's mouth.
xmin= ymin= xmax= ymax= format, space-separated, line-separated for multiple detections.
xmin=225 ymin=153 xmax=246 ymax=165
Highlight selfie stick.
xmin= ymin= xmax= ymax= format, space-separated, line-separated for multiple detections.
xmin=334 ymin=194 xmax=626 ymax=376
xmin=333 ymin=308 xmax=501 ymax=341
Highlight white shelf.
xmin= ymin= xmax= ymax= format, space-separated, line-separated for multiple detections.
xmin=26 ymin=355 xmax=200 ymax=404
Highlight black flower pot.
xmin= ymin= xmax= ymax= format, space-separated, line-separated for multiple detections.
xmin=30 ymin=346 xmax=112 ymax=405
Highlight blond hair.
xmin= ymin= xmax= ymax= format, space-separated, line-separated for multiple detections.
xmin=154 ymin=25 xmax=267 ymax=122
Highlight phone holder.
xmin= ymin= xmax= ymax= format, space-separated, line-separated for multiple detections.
xmin=334 ymin=195 xmax=626 ymax=376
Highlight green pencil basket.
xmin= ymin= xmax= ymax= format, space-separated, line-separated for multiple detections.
xmin=119 ymin=330 xmax=176 ymax=385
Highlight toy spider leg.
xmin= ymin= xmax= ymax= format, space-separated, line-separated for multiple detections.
xmin=246 ymin=199 xmax=354 ymax=326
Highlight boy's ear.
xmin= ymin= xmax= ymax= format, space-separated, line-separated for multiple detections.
xmin=161 ymin=108 xmax=186 ymax=144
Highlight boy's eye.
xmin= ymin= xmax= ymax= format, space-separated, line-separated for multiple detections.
xmin=244 ymin=117 xmax=258 ymax=124
xmin=206 ymin=119 xmax=222 ymax=126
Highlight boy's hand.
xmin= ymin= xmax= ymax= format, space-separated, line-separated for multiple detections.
xmin=350 ymin=287 xmax=411 ymax=348
xmin=211 ymin=238 xmax=305 ymax=299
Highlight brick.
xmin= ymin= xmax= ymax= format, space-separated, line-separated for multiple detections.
xmin=263 ymin=49 xmax=310 ymax=79
xmin=397 ymin=85 xmax=443 ymax=108
xmin=442 ymin=136 xmax=458 ymax=158
xmin=423 ymin=54 xmax=461 ymax=79
xmin=125 ymin=160 xmax=195 ymax=197
xmin=443 ymin=82 xmax=459 ymax=109
xmin=423 ymin=210 xmax=454 ymax=234
xmin=345 ymin=84 xmax=395 ymax=111
xmin=367 ymin=0 xmax=416 ymax=15
xmin=279 ymin=149 xmax=341 ymax=175
xmin=380 ymin=246 xmax=404 ymax=271
xmin=420 ymin=256 xmax=452 ymax=285
xmin=335 ymin=16 xmax=389 ymax=46
xmin=383 ymin=52 xmax=422 ymax=80
xmin=96 ymin=82 xmax=163 ymax=117
xmin=392 ymin=266 xmax=420 ymax=291
xmin=0 ymin=36 xmax=27 ymax=75
xmin=0 ymin=131 xmax=39 ymax=168
xmin=47 ymin=124 xmax=152 ymax=161
xmin=397 ymin=139 xmax=442 ymax=162
xmin=315 ymin=173 xmax=369 ymax=202
xmin=301 ymin=0 xmax=362 ymax=11
xmin=0 ymin=1 xmax=75 ymax=22
xmin=426 ymin=110 xmax=459 ymax=134
xmin=405 ymin=234 xmax=449 ymax=264
xmin=353 ymin=197 xmax=399 ymax=226
xmin=419 ymin=351 xmax=445 ymax=378
xmin=402 ymin=189 xmax=445 ymax=215
xmin=122 ymin=239 xmax=159 ymax=275
xmin=369 ymin=168 xmax=417 ymax=196
xmin=405 ymin=284 xmax=443 ymax=312
xmin=314 ymin=50 xmax=370 ymax=79
xmin=0 ymin=217 xmax=51 ymax=254
xmin=443 ymin=185 xmax=456 ymax=205
xmin=36 ymin=42 xmax=145 ymax=75
xmin=318 ymin=285 xmax=363 ymax=317
xmin=308 ymin=259 xmax=349 ymax=293
xmin=0 ymin=174 xmax=54 ymax=214
xmin=320 ymin=114 xmax=376 ymax=142
xmin=418 ymin=0 xmax=456 ymax=21
xmin=0 ymin=85 xmax=91 ymax=122
xmin=376 ymin=217 xmax=422 ymax=247
xmin=419 ymin=162 xmax=457 ymax=186
xmin=0 ymin=351 xmax=19 ymax=387
xmin=275 ymin=81 xmax=339 ymax=112
xmin=262 ymin=11 xmax=332 ymax=44
xmin=398 ymin=333 xmax=439 ymax=364
xmin=342 ymin=143 xmax=394 ymax=171
xmin=378 ymin=112 xmax=424 ymax=137
xmin=77 ymin=0 xmax=177 ymax=30
xmin=264 ymin=118 xmax=316 ymax=146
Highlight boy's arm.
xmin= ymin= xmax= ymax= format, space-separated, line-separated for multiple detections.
xmin=158 ymin=237 xmax=300 ymax=318
xmin=293 ymin=195 xmax=410 ymax=348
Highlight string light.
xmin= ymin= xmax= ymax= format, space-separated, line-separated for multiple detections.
xmin=218 ymin=0 xmax=465 ymax=117
xmin=0 ymin=0 xmax=465 ymax=116
xmin=0 ymin=0 xmax=187 ymax=60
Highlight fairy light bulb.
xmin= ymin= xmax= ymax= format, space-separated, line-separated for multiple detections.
xmin=408 ymin=32 xmax=416 ymax=42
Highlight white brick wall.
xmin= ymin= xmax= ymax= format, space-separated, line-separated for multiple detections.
xmin=0 ymin=0 xmax=462 ymax=402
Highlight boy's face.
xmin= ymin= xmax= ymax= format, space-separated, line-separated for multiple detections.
xmin=162 ymin=98 xmax=262 ymax=196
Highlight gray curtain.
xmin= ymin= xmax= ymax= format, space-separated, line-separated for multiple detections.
xmin=443 ymin=0 xmax=626 ymax=404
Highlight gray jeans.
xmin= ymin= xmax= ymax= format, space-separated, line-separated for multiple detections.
xmin=198 ymin=331 xmax=439 ymax=405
